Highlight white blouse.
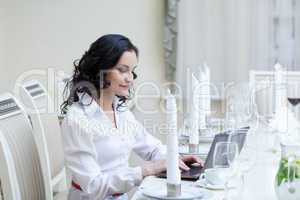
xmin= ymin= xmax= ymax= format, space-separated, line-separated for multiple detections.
xmin=61 ymin=93 xmax=166 ymax=200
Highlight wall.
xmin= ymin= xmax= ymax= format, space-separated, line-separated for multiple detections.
xmin=0 ymin=0 xmax=166 ymax=164
xmin=0 ymin=5 xmax=4 ymax=74
xmin=0 ymin=0 xmax=165 ymax=88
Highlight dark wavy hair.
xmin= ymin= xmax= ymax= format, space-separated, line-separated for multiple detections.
xmin=61 ymin=34 xmax=138 ymax=114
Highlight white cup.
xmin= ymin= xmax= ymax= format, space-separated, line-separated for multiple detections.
xmin=199 ymin=168 xmax=229 ymax=186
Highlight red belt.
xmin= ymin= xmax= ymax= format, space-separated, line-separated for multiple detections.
xmin=72 ymin=181 xmax=123 ymax=197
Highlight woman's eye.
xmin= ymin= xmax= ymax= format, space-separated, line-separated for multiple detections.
xmin=118 ymin=68 xmax=127 ymax=73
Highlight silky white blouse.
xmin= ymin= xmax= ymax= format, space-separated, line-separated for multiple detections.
xmin=61 ymin=93 xmax=166 ymax=200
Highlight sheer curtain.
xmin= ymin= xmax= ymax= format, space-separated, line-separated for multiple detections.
xmin=164 ymin=0 xmax=300 ymax=117
xmin=170 ymin=0 xmax=300 ymax=85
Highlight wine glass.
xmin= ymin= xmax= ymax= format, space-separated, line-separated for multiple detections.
xmin=287 ymin=97 xmax=300 ymax=106
xmin=213 ymin=141 xmax=239 ymax=200
xmin=253 ymin=81 xmax=281 ymax=152
xmin=226 ymin=82 xmax=256 ymax=125
xmin=288 ymin=97 xmax=300 ymax=120
xmin=235 ymin=142 xmax=257 ymax=198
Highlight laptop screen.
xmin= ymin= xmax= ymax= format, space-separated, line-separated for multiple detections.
xmin=156 ymin=126 xmax=250 ymax=180
xmin=203 ymin=126 xmax=250 ymax=169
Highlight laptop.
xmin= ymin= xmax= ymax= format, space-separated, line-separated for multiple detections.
xmin=157 ymin=126 xmax=250 ymax=180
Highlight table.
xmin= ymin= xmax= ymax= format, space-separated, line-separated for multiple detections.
xmin=132 ymin=123 xmax=281 ymax=200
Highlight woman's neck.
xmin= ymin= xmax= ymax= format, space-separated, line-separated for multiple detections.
xmin=98 ymin=90 xmax=115 ymax=111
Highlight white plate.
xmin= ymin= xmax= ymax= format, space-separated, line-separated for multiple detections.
xmin=139 ymin=183 xmax=212 ymax=200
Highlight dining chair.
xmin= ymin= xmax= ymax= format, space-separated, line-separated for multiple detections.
xmin=17 ymin=80 xmax=67 ymax=195
xmin=0 ymin=92 xmax=48 ymax=199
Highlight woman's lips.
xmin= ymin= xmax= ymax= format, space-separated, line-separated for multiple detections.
xmin=119 ymin=85 xmax=129 ymax=89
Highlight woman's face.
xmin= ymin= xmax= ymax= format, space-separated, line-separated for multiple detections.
xmin=105 ymin=50 xmax=137 ymax=97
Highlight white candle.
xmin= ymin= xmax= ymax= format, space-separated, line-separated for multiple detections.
xmin=189 ymin=74 xmax=200 ymax=145
xmin=272 ymin=63 xmax=288 ymax=132
xmin=166 ymin=90 xmax=181 ymax=185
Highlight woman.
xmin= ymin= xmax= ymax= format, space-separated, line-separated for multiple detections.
xmin=61 ymin=34 xmax=202 ymax=200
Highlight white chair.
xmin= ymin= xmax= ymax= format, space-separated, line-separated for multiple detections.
xmin=249 ymin=70 xmax=275 ymax=118
xmin=249 ymin=69 xmax=300 ymax=120
xmin=17 ymin=80 xmax=67 ymax=195
xmin=0 ymin=93 xmax=48 ymax=199
xmin=0 ymin=130 xmax=21 ymax=200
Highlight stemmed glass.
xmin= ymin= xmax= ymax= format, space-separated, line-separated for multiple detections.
xmin=287 ymin=97 xmax=300 ymax=129
xmin=213 ymin=141 xmax=239 ymax=200
xmin=251 ymin=81 xmax=282 ymax=153
xmin=235 ymin=141 xmax=257 ymax=198
xmin=225 ymin=82 xmax=257 ymax=128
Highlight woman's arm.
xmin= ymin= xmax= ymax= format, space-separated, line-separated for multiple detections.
xmin=127 ymin=111 xmax=166 ymax=161
xmin=128 ymin=111 xmax=203 ymax=170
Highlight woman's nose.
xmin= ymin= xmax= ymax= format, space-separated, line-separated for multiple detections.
xmin=125 ymin=72 xmax=134 ymax=83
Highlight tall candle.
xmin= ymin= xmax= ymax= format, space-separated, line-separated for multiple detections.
xmin=189 ymin=74 xmax=200 ymax=145
xmin=273 ymin=63 xmax=288 ymax=132
xmin=166 ymin=90 xmax=181 ymax=186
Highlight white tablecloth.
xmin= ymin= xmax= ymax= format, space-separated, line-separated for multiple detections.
xmin=131 ymin=124 xmax=281 ymax=200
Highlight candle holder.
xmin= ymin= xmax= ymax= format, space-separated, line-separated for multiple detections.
xmin=167 ymin=183 xmax=181 ymax=197
xmin=188 ymin=143 xmax=199 ymax=154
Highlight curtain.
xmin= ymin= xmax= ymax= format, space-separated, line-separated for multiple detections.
xmin=172 ymin=0 xmax=300 ymax=85
xmin=165 ymin=0 xmax=300 ymax=117
xmin=164 ymin=0 xmax=180 ymax=82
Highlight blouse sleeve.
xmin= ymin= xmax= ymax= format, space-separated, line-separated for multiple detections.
xmin=61 ymin=110 xmax=142 ymax=199
xmin=128 ymin=111 xmax=166 ymax=161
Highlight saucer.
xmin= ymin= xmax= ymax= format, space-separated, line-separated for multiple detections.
xmin=195 ymin=178 xmax=228 ymax=190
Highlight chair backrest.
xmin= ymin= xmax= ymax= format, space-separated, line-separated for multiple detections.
xmin=19 ymin=80 xmax=65 ymax=188
xmin=249 ymin=70 xmax=300 ymax=119
xmin=249 ymin=70 xmax=275 ymax=117
xmin=0 ymin=93 xmax=46 ymax=200
xmin=0 ymin=130 xmax=21 ymax=200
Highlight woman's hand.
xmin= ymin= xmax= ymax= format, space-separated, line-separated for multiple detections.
xmin=141 ymin=155 xmax=204 ymax=177
xmin=179 ymin=155 xmax=204 ymax=171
